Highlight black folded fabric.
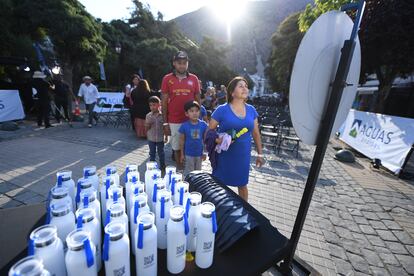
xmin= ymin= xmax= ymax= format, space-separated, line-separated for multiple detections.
xmin=186 ymin=171 xmax=259 ymax=252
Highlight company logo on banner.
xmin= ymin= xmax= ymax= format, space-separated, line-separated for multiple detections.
xmin=347 ymin=118 xmax=394 ymax=148
xmin=93 ymin=92 xmax=125 ymax=113
xmin=0 ymin=90 xmax=25 ymax=122
xmin=340 ymin=109 xmax=414 ymax=174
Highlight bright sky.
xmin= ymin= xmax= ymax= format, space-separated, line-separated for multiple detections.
xmin=79 ymin=0 xmax=208 ymax=21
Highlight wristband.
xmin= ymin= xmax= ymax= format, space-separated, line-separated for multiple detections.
xmin=163 ymin=123 xmax=169 ymax=126
xmin=257 ymin=154 xmax=264 ymax=158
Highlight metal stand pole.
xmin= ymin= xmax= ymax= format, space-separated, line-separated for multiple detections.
xmin=279 ymin=1 xmax=366 ymax=274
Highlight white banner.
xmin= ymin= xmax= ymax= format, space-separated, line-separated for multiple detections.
xmin=93 ymin=92 xmax=125 ymax=113
xmin=0 ymin=90 xmax=25 ymax=122
xmin=340 ymin=109 xmax=414 ymax=174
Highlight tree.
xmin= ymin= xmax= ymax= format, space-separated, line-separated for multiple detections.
xmin=11 ymin=0 xmax=107 ymax=89
xmin=265 ymin=12 xmax=303 ymax=95
xmin=359 ymin=0 xmax=414 ymax=113
xmin=298 ymin=0 xmax=414 ymax=113
xmin=298 ymin=0 xmax=356 ymax=32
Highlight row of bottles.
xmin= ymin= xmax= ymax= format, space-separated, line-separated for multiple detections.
xmin=9 ymin=162 xmax=217 ymax=276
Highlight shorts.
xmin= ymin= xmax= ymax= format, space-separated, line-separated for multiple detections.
xmin=169 ymin=123 xmax=182 ymax=151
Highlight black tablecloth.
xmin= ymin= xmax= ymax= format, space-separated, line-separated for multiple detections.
xmin=0 ymin=181 xmax=289 ymax=276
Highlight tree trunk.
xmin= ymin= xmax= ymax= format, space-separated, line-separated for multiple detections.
xmin=374 ymin=66 xmax=395 ymax=114
xmin=375 ymin=82 xmax=393 ymax=114
xmin=63 ymin=62 xmax=74 ymax=91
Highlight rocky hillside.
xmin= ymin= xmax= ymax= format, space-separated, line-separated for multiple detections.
xmin=172 ymin=0 xmax=312 ymax=73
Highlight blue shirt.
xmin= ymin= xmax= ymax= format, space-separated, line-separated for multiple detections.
xmin=179 ymin=119 xmax=208 ymax=157
xmin=199 ymin=105 xmax=207 ymax=120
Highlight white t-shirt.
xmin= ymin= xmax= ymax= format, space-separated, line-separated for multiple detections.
xmin=78 ymin=83 xmax=99 ymax=104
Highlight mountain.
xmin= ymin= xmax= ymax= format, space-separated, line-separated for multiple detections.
xmin=172 ymin=0 xmax=312 ymax=74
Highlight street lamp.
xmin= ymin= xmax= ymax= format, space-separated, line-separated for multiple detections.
xmin=115 ymin=43 xmax=122 ymax=54
xmin=115 ymin=42 xmax=122 ymax=89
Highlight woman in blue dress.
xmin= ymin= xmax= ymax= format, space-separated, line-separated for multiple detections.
xmin=209 ymin=76 xmax=264 ymax=201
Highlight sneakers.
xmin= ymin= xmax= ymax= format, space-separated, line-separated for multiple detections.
xmin=88 ymin=124 xmax=92 ymax=128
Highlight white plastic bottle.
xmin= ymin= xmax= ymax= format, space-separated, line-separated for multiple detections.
xmin=147 ymin=169 xmax=161 ymax=211
xmin=29 ymin=225 xmax=66 ymax=276
xmin=105 ymin=203 xmax=128 ymax=235
xmin=50 ymin=186 xmax=73 ymax=212
xmin=168 ymin=173 xmax=183 ymax=193
xmin=151 ymin=178 xmax=166 ymax=212
xmin=155 ymin=190 xmax=172 ymax=249
xmin=173 ymin=181 xmax=189 ymax=207
xmin=105 ymin=165 xmax=120 ymax=186
xmin=167 ymin=205 xmax=188 ymax=274
xmin=78 ymin=189 xmax=101 ymax=226
xmin=76 ymin=208 xmax=102 ymax=272
xmin=57 ymin=170 xmax=76 ymax=211
xmin=135 ymin=212 xmax=157 ymax=276
xmin=102 ymin=222 xmax=131 ymax=276
xmin=130 ymin=194 xmax=150 ymax=255
xmin=186 ymin=192 xmax=202 ymax=252
xmin=195 ymin=202 xmax=217 ymax=269
xmin=106 ymin=185 xmax=126 ymax=212
xmin=144 ymin=161 xmax=158 ymax=192
xmin=8 ymin=256 xmax=51 ymax=276
xmin=126 ymin=177 xmax=144 ymax=213
xmin=164 ymin=166 xmax=176 ymax=188
xmin=49 ymin=202 xmax=75 ymax=249
xmin=75 ymin=179 xmax=95 ymax=208
xmin=125 ymin=172 xmax=139 ymax=209
xmin=124 ymin=164 xmax=138 ymax=184
xmin=65 ymin=229 xmax=97 ymax=276
xmin=83 ymin=166 xmax=99 ymax=193
xmin=100 ymin=176 xmax=115 ymax=223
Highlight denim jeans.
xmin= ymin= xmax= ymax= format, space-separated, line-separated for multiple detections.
xmin=85 ymin=103 xmax=98 ymax=125
xmin=148 ymin=141 xmax=165 ymax=167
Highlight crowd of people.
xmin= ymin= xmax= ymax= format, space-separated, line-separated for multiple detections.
xmin=30 ymin=50 xmax=264 ymax=202
xmin=119 ymin=50 xmax=264 ymax=201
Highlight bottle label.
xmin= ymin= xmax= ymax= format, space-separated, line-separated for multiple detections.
xmin=176 ymin=244 xmax=185 ymax=257
xmin=113 ymin=265 xmax=126 ymax=276
xmin=203 ymin=241 xmax=213 ymax=252
xmin=144 ymin=253 xmax=155 ymax=268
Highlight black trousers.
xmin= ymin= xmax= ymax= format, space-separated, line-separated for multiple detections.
xmin=54 ymin=99 xmax=70 ymax=122
xmin=37 ymin=101 xmax=50 ymax=126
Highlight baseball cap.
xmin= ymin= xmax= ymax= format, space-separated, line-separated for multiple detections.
xmin=173 ymin=51 xmax=189 ymax=61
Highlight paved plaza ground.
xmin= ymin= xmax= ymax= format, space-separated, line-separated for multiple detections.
xmin=0 ymin=121 xmax=413 ymax=275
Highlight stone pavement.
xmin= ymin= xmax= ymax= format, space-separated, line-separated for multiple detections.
xmin=0 ymin=121 xmax=413 ymax=275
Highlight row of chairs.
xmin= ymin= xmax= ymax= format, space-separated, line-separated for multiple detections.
xmin=96 ymin=103 xmax=131 ymax=128
xmin=256 ymin=106 xmax=301 ymax=158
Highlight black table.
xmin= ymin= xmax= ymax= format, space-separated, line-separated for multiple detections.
xmin=0 ymin=182 xmax=289 ymax=276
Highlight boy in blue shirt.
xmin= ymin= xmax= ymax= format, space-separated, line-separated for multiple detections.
xmin=179 ymin=101 xmax=208 ymax=176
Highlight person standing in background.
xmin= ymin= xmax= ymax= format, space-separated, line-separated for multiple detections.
xmin=145 ymin=96 xmax=166 ymax=170
xmin=161 ymin=51 xmax=201 ymax=171
xmin=32 ymin=71 xmax=53 ymax=128
xmin=78 ymin=76 xmax=100 ymax=128
xmin=52 ymin=75 xmax=73 ymax=123
xmin=124 ymin=74 xmax=140 ymax=130
xmin=216 ymin=84 xmax=227 ymax=105
xmin=130 ymin=79 xmax=151 ymax=138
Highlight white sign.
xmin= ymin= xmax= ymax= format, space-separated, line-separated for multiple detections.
xmin=340 ymin=109 xmax=414 ymax=174
xmin=0 ymin=90 xmax=25 ymax=122
xmin=93 ymin=92 xmax=125 ymax=113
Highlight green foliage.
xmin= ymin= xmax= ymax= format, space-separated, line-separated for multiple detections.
xmin=265 ymin=12 xmax=303 ymax=94
xmin=1 ymin=0 xmax=235 ymax=91
xmin=298 ymin=0 xmax=356 ymax=32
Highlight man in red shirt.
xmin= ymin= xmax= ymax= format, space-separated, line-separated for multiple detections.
xmin=161 ymin=51 xmax=201 ymax=170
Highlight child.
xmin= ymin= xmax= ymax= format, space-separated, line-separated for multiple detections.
xmin=145 ymin=96 xmax=166 ymax=170
xmin=179 ymin=101 xmax=208 ymax=176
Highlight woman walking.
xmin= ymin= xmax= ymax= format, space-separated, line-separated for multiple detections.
xmin=208 ymin=76 xmax=264 ymax=201
xmin=131 ymin=79 xmax=151 ymax=138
